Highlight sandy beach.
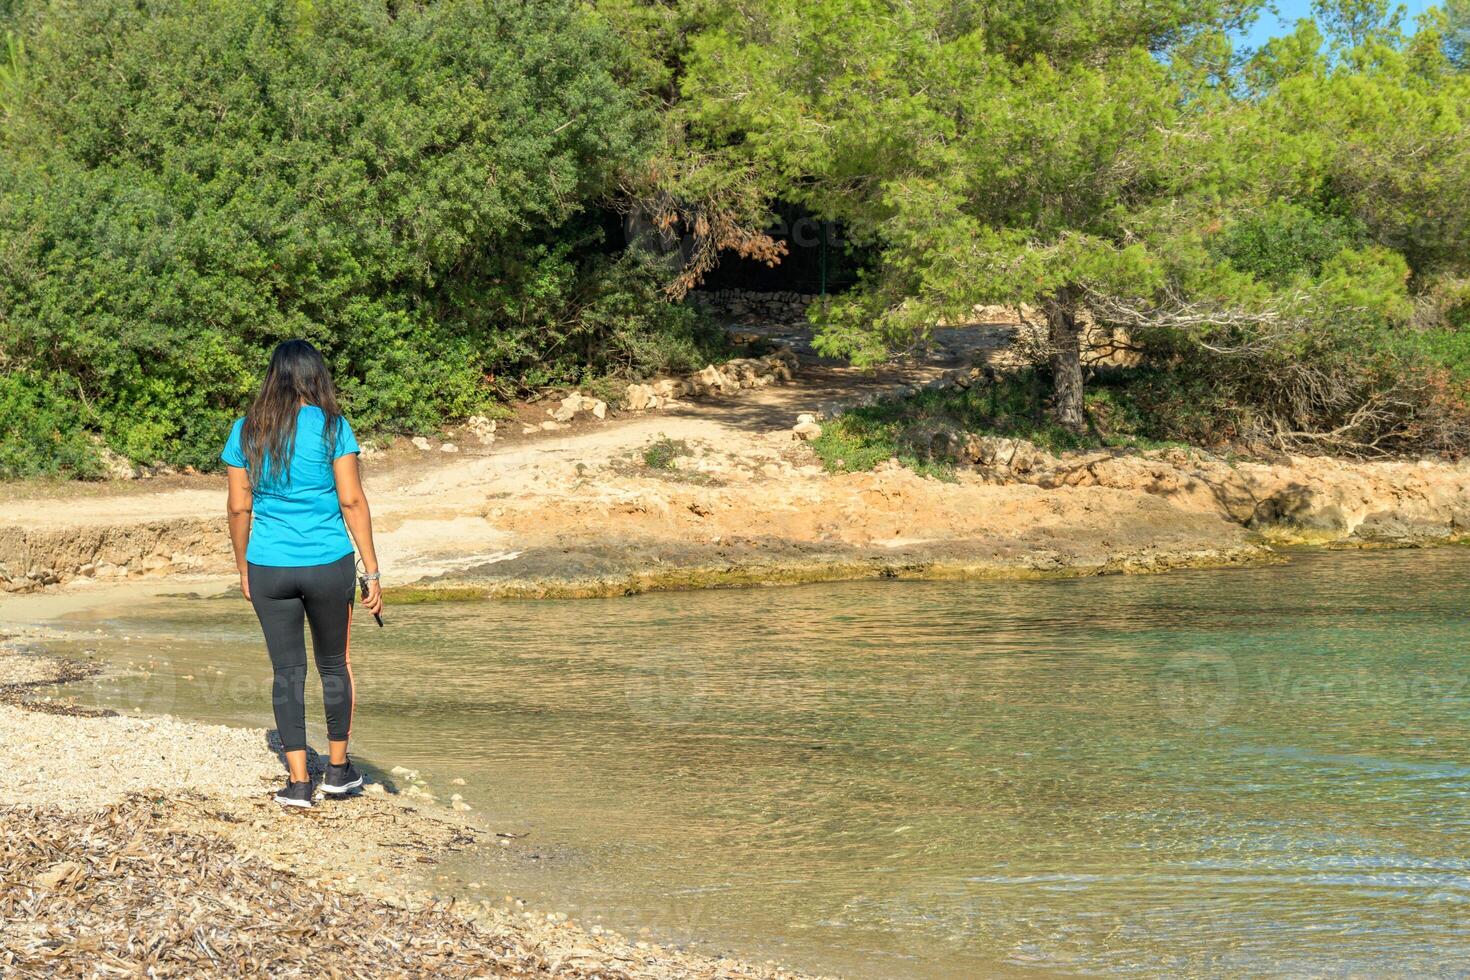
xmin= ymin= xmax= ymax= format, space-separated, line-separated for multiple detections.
xmin=0 ymin=635 xmax=816 ymax=978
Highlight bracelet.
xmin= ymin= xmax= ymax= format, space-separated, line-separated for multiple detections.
xmin=361 ymin=571 xmax=381 ymax=582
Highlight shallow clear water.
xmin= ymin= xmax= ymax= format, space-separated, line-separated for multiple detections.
xmin=50 ymin=548 xmax=1470 ymax=977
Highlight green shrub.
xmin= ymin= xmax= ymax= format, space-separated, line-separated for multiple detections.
xmin=0 ymin=371 xmax=100 ymax=478
xmin=484 ymin=249 xmax=730 ymax=392
xmin=0 ymin=0 xmax=662 ymax=475
xmin=810 ymin=377 xmax=1152 ymax=478
xmin=1395 ymin=326 xmax=1470 ymax=386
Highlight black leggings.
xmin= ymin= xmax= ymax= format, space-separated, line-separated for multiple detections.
xmin=247 ymin=553 xmax=356 ymax=753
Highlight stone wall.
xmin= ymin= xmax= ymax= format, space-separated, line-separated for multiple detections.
xmin=687 ymin=289 xmax=818 ymax=326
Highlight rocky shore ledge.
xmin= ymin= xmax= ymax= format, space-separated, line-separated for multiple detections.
xmin=3 ymin=440 xmax=1467 ymax=598
xmin=412 ymin=442 xmax=1468 ymax=599
xmin=0 ymin=639 xmax=814 ymax=979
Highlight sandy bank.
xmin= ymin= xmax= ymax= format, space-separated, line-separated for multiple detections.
xmin=0 ymin=640 xmax=814 ymax=978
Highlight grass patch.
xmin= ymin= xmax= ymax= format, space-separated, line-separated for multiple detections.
xmin=642 ymin=436 xmax=692 ymax=470
xmin=811 ymin=371 xmax=1192 ymax=476
xmin=573 ymin=375 xmax=633 ymax=409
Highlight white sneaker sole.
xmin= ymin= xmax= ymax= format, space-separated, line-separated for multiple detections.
xmin=274 ymin=794 xmax=313 ymax=808
xmin=320 ymin=776 xmax=363 ymax=795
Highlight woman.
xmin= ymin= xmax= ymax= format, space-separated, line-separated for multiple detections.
xmin=222 ymin=339 xmax=385 ymax=808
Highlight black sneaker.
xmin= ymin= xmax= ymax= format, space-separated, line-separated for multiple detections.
xmin=274 ymin=778 xmax=314 ymax=808
xmin=321 ymin=758 xmax=363 ymax=795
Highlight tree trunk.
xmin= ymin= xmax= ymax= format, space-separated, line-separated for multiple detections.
xmin=1045 ymin=287 xmax=1086 ymax=434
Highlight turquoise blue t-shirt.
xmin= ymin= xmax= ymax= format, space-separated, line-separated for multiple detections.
xmin=221 ymin=405 xmax=360 ymax=567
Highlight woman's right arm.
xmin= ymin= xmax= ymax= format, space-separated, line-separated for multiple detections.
xmin=226 ymin=465 xmax=253 ymax=600
xmin=334 ymin=454 xmax=384 ymax=617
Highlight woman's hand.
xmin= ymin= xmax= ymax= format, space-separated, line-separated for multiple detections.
xmin=239 ymin=568 xmax=252 ymax=601
xmin=362 ymin=577 xmax=383 ymax=618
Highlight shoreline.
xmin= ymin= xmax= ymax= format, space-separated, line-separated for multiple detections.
xmin=0 ymin=635 xmax=818 ymax=979
xmin=405 ymin=539 xmax=1283 ymax=600
xmin=1 ymin=345 xmax=1466 ymax=601
xmin=5 ymin=443 xmax=1468 ymax=605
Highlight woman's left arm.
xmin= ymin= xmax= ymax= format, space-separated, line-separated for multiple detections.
xmin=334 ymin=454 xmax=383 ymax=617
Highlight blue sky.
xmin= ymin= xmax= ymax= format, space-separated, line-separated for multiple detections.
xmin=1239 ymin=0 xmax=1437 ymax=49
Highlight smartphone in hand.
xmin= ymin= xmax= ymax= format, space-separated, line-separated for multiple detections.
xmin=358 ymin=575 xmax=384 ymax=627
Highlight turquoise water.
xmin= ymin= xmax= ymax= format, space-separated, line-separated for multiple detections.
xmin=54 ymin=548 xmax=1470 ymax=977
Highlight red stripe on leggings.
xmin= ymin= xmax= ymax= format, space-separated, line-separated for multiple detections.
xmin=344 ymin=604 xmax=355 ymax=738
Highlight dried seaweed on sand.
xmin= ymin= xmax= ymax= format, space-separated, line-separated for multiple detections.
xmin=0 ymin=796 xmax=812 ymax=979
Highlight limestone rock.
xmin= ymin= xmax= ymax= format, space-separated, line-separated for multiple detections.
xmin=548 ymin=392 xmax=610 ymax=422
xmin=651 ymin=378 xmax=686 ymax=400
xmin=625 ymin=383 xmax=658 ymax=412
xmin=411 ymin=436 xmax=432 ymax=452
xmin=621 ymin=346 xmax=797 ymax=413
xmin=792 ymin=420 xmax=823 ymax=441
xmin=93 ymin=439 xmax=138 ymax=480
xmin=466 ymin=415 xmax=498 ymax=445
xmin=965 ymin=436 xmax=1055 ymax=478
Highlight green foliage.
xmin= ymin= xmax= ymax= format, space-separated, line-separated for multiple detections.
xmin=0 ymin=29 xmax=23 ymax=114
xmin=673 ymin=1 xmax=1224 ymax=365
xmin=1212 ymin=204 xmax=1367 ymax=286
xmin=1398 ymin=327 xmax=1470 ymax=383
xmin=641 ymin=436 xmax=692 ymax=470
xmin=0 ymin=0 xmax=664 ymax=475
xmin=810 ymin=378 xmax=1180 ymax=479
xmin=0 ymin=371 xmax=101 ymax=479
xmin=660 ymin=0 xmax=1470 ymax=453
xmin=6 ymin=0 xmax=1470 ymax=480
xmin=1443 ymin=0 xmax=1470 ymax=69
xmin=1311 ymin=0 xmax=1402 ymax=50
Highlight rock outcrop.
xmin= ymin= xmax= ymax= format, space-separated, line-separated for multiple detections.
xmin=624 ymin=348 xmax=799 ymax=412
xmin=0 ymin=519 xmax=230 ymax=593
xmin=547 ymin=392 xmax=608 ymax=423
xmin=962 ymin=436 xmax=1470 ymax=544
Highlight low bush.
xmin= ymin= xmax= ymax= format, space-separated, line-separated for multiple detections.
xmin=813 ymin=337 xmax=1470 ymax=477
xmin=641 ymin=436 xmax=692 ymax=470
xmin=0 ymin=370 xmax=101 ymax=479
xmin=810 ymin=373 xmax=1187 ymax=477
xmin=0 ymin=0 xmax=677 ymax=477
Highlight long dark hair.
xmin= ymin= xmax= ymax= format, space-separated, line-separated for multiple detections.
xmin=241 ymin=340 xmax=342 ymax=488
